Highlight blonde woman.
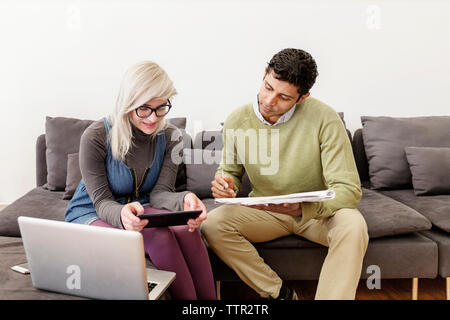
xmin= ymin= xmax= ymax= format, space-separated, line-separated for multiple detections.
xmin=65 ymin=61 xmax=216 ymax=300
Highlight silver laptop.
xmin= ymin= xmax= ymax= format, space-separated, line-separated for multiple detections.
xmin=17 ymin=216 xmax=176 ymax=300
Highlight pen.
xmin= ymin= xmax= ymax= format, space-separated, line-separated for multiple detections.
xmin=221 ymin=169 xmax=228 ymax=190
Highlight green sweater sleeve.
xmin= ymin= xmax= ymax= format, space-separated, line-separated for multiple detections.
xmin=301 ymin=119 xmax=362 ymax=220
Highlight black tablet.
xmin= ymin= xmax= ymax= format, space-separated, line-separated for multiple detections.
xmin=136 ymin=210 xmax=202 ymax=228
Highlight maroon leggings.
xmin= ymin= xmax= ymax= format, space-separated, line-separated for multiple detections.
xmin=91 ymin=213 xmax=216 ymax=300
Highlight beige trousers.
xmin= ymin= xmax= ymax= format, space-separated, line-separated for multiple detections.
xmin=201 ymin=204 xmax=369 ymax=300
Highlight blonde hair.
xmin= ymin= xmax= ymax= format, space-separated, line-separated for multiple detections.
xmin=109 ymin=61 xmax=177 ymax=161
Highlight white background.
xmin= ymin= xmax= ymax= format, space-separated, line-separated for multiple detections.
xmin=1 ymin=0 xmax=449 ymax=204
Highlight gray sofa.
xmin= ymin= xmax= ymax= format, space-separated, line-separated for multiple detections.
xmin=0 ymin=114 xmax=449 ymax=300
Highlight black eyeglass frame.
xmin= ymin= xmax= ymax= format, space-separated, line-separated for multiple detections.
xmin=135 ymin=100 xmax=172 ymax=118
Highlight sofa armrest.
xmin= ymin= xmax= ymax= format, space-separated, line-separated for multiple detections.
xmin=36 ymin=134 xmax=47 ymax=187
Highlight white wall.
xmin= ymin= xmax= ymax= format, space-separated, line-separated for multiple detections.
xmin=1 ymin=0 xmax=449 ymax=204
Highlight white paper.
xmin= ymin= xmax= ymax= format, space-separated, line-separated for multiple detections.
xmin=215 ymin=189 xmax=335 ymax=205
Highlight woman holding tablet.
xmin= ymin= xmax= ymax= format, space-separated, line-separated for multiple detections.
xmin=65 ymin=61 xmax=216 ymax=300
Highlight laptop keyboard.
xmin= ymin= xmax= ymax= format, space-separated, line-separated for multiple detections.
xmin=148 ymin=282 xmax=158 ymax=293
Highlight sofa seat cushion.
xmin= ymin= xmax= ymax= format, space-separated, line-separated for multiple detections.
xmin=420 ymin=228 xmax=450 ymax=277
xmin=358 ymin=188 xmax=432 ymax=238
xmin=209 ymin=232 xmax=438 ymax=281
xmin=381 ymin=189 xmax=450 ymax=233
xmin=0 ymin=188 xmax=68 ymax=237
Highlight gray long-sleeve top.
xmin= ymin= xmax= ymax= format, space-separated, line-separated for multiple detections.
xmin=79 ymin=119 xmax=190 ymax=228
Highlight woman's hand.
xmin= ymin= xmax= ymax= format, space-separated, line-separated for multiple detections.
xmin=183 ymin=192 xmax=207 ymax=232
xmin=120 ymin=202 xmax=148 ymax=231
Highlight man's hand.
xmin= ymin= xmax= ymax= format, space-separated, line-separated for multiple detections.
xmin=183 ymin=192 xmax=207 ymax=232
xmin=120 ymin=202 xmax=148 ymax=231
xmin=211 ymin=174 xmax=236 ymax=198
xmin=244 ymin=202 xmax=302 ymax=217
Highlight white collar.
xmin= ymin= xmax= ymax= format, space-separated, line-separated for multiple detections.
xmin=253 ymin=95 xmax=296 ymax=126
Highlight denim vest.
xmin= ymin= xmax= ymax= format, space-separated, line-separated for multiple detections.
xmin=65 ymin=117 xmax=166 ymax=225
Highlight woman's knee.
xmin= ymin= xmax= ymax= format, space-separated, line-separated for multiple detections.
xmin=141 ymin=226 xmax=177 ymax=245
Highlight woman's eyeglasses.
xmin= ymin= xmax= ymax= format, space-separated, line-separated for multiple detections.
xmin=135 ymin=101 xmax=172 ymax=118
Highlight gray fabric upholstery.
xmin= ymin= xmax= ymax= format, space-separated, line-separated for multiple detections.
xmin=208 ymin=232 xmax=438 ymax=281
xmin=184 ymin=149 xmax=251 ymax=199
xmin=63 ymin=153 xmax=82 ymax=200
xmin=420 ymin=228 xmax=450 ymax=277
xmin=357 ymin=188 xmax=432 ymax=238
xmin=361 ymin=116 xmax=450 ymax=190
xmin=380 ymin=189 xmax=450 ymax=233
xmin=185 ymin=149 xmax=221 ymax=199
xmin=166 ymin=117 xmax=186 ymax=129
xmin=405 ymin=147 xmax=450 ymax=195
xmin=193 ymin=130 xmax=223 ymax=150
xmin=36 ymin=134 xmax=47 ymax=187
xmin=0 ymin=188 xmax=67 ymax=237
xmin=44 ymin=116 xmax=94 ymax=191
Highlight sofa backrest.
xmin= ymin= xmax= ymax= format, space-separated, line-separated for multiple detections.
xmin=193 ymin=130 xmax=222 ymax=150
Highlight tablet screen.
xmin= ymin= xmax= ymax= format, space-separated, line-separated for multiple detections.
xmin=136 ymin=210 xmax=202 ymax=228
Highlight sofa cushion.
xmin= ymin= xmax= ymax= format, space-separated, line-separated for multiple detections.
xmin=166 ymin=117 xmax=186 ymax=129
xmin=405 ymin=147 xmax=450 ymax=196
xmin=184 ymin=149 xmax=221 ymax=199
xmin=45 ymin=116 xmax=94 ymax=191
xmin=357 ymin=188 xmax=432 ymax=238
xmin=0 ymin=188 xmax=67 ymax=237
xmin=193 ymin=130 xmax=223 ymax=150
xmin=208 ymin=232 xmax=438 ymax=281
xmin=361 ymin=116 xmax=450 ymax=189
xmin=380 ymin=189 xmax=450 ymax=233
xmin=63 ymin=153 xmax=82 ymax=200
xmin=184 ymin=149 xmax=252 ymax=199
xmin=420 ymin=228 xmax=450 ymax=277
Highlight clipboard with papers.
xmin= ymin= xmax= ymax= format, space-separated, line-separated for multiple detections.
xmin=214 ymin=189 xmax=335 ymax=205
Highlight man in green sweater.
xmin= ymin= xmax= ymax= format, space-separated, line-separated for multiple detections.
xmin=201 ymin=48 xmax=369 ymax=300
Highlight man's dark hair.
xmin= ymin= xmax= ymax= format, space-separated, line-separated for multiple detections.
xmin=267 ymin=48 xmax=318 ymax=98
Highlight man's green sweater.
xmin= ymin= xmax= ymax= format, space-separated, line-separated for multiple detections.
xmin=217 ymin=96 xmax=362 ymax=225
